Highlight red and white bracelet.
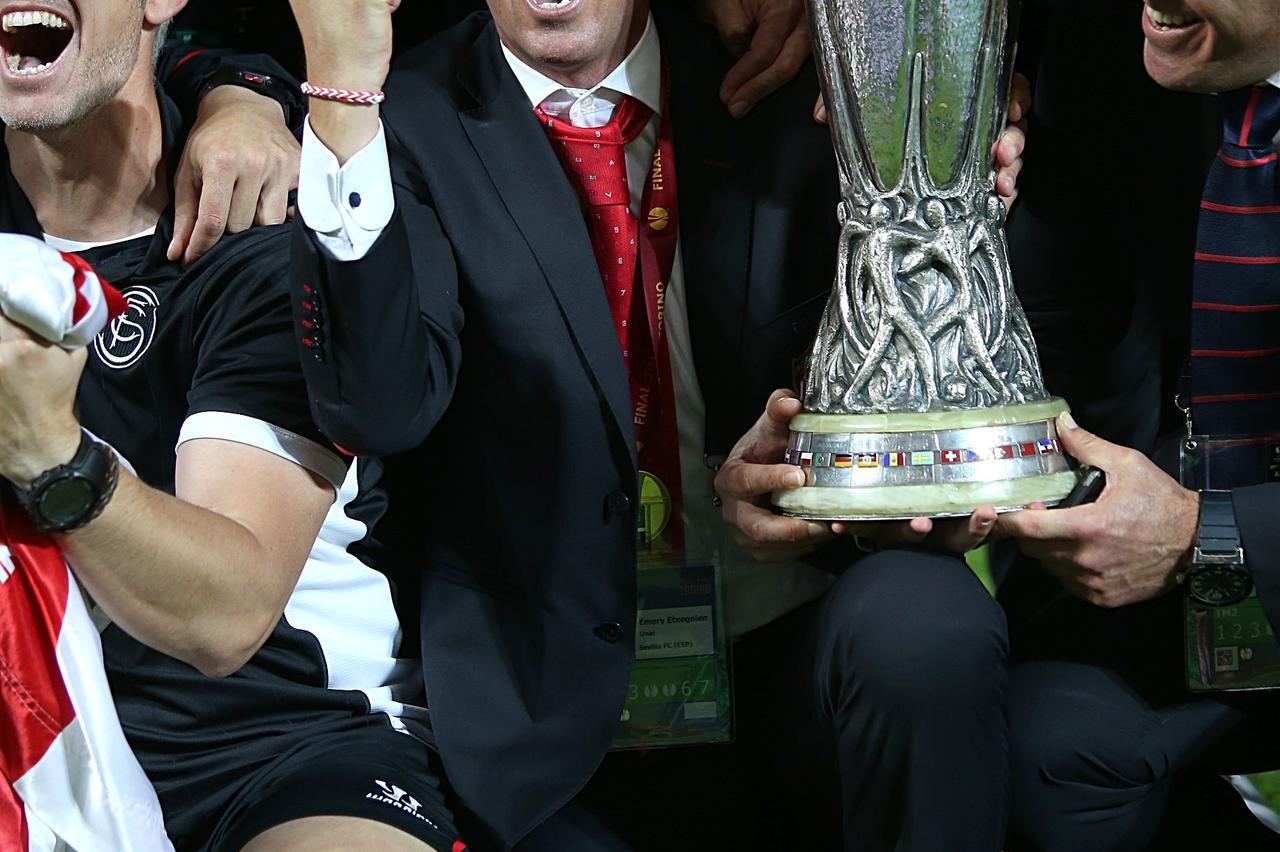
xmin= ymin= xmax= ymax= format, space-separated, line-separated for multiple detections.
xmin=301 ymin=81 xmax=386 ymax=105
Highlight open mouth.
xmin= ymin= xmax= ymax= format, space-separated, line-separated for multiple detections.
xmin=1145 ymin=4 xmax=1202 ymax=31
xmin=0 ymin=9 xmax=73 ymax=76
xmin=525 ymin=0 xmax=579 ymax=16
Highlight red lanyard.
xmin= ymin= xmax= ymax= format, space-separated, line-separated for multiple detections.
xmin=627 ymin=61 xmax=685 ymax=554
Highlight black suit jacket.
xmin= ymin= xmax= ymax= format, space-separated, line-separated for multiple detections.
xmin=291 ymin=7 xmax=839 ymax=847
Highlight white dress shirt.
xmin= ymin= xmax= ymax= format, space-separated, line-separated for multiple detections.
xmin=297 ymin=15 xmax=832 ymax=637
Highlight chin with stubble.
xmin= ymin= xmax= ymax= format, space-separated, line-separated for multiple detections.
xmin=1141 ymin=0 xmax=1280 ymax=93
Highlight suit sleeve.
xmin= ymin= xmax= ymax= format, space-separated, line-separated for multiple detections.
xmin=1234 ymin=484 xmax=1280 ymax=633
xmin=291 ymin=121 xmax=464 ymax=457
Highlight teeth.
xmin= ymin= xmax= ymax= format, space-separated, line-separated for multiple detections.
xmin=1146 ymin=5 xmax=1200 ymax=27
xmin=5 ymin=52 xmax=51 ymax=74
xmin=1 ymin=10 xmax=71 ymax=32
xmin=537 ymin=0 xmax=571 ymax=8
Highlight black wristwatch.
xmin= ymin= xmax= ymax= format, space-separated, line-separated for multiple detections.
xmin=1184 ymin=490 xmax=1252 ymax=607
xmin=18 ymin=431 xmax=119 ymax=534
xmin=199 ymin=68 xmax=296 ymax=125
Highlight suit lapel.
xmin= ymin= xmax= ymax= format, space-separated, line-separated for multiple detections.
xmin=456 ymin=24 xmax=637 ymax=465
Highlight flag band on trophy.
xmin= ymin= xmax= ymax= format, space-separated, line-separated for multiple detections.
xmin=784 ymin=439 xmax=1061 ymax=469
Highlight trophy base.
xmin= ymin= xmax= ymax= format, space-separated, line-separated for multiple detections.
xmin=773 ymin=398 xmax=1077 ymax=521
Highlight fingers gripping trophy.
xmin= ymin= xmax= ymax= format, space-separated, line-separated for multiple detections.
xmin=774 ymin=0 xmax=1078 ymax=520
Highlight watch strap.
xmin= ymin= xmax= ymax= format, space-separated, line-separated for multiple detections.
xmin=199 ymin=68 xmax=299 ymax=128
xmin=1196 ymin=490 xmax=1243 ymax=561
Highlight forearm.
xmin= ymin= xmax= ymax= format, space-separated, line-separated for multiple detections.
xmin=308 ymin=101 xmax=382 ymax=166
xmin=295 ymin=0 xmax=390 ymax=165
xmin=57 ymin=471 xmax=311 ymax=677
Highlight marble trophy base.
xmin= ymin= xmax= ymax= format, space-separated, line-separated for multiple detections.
xmin=773 ymin=398 xmax=1077 ymax=521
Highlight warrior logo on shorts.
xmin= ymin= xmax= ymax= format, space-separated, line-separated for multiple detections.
xmin=367 ymin=779 xmax=441 ymax=831
xmin=93 ymin=286 xmax=159 ymax=369
xmin=373 ymin=780 xmax=421 ymax=812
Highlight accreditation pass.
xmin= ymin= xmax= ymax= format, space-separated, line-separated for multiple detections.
xmin=612 ymin=561 xmax=733 ymax=749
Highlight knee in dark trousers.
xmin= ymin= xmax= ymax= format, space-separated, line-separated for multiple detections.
xmin=1007 ymin=661 xmax=1246 ymax=852
xmin=776 ymin=547 xmax=1011 ymax=852
xmin=1007 ymin=662 xmax=1175 ymax=852
xmin=820 ymin=547 xmax=1009 ymax=713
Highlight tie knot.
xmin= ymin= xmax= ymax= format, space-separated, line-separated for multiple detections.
xmin=535 ymin=94 xmax=652 ymax=147
xmin=1220 ymin=85 xmax=1280 ymax=150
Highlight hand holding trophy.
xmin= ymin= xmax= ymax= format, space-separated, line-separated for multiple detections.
xmin=774 ymin=0 xmax=1078 ymax=520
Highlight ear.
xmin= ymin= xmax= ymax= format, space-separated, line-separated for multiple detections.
xmin=143 ymin=0 xmax=190 ymax=29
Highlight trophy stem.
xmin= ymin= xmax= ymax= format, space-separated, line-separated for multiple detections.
xmin=773 ymin=0 xmax=1082 ymax=520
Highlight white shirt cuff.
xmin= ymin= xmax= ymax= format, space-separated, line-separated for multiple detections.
xmin=298 ymin=117 xmax=395 ymax=262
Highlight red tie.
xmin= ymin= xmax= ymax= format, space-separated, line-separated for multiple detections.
xmin=535 ymin=95 xmax=653 ymax=359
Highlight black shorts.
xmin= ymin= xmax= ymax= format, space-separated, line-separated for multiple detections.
xmin=200 ymin=716 xmax=466 ymax=852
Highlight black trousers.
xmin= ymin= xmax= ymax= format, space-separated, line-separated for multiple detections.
xmin=1002 ymin=571 xmax=1280 ymax=852
xmin=515 ymin=548 xmax=1011 ymax=852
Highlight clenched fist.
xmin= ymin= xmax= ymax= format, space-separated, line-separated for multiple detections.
xmin=290 ymin=0 xmax=400 ymax=92
xmin=289 ymin=0 xmax=401 ymax=163
xmin=0 ymin=234 xmax=124 ymax=348
xmin=0 ymin=236 xmax=124 ymax=488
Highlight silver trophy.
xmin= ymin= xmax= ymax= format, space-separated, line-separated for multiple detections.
xmin=773 ymin=0 xmax=1077 ymax=519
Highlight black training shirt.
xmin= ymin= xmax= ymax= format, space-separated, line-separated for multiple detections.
xmin=0 ymin=91 xmax=426 ymax=848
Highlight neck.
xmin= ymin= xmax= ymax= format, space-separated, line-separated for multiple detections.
xmin=5 ymin=63 xmax=167 ymax=243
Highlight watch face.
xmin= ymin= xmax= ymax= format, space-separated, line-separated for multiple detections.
xmin=1188 ymin=564 xmax=1254 ymax=607
xmin=36 ymin=476 xmax=97 ymax=527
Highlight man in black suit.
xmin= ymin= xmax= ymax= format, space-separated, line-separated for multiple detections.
xmin=285 ymin=1 xmax=1025 ymax=848
xmin=996 ymin=1 xmax=1280 ymax=849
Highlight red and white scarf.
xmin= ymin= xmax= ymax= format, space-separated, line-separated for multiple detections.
xmin=0 ymin=234 xmax=170 ymax=851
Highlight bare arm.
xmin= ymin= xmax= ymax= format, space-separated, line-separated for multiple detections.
xmin=57 ymin=439 xmax=333 ymax=678
xmin=291 ymin=0 xmax=400 ymax=164
xmin=0 ymin=314 xmax=333 ymax=678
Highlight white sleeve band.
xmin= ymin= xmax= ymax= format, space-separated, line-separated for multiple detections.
xmin=176 ymin=412 xmax=347 ymax=489
xmin=298 ymin=118 xmax=396 ymax=262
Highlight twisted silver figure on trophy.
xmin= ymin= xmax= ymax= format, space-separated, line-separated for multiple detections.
xmin=773 ymin=0 xmax=1078 ymax=520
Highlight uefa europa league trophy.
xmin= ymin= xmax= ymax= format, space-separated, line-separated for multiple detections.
xmin=773 ymin=0 xmax=1077 ymax=520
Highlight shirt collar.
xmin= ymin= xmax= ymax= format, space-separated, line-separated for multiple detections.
xmin=1269 ymin=68 xmax=1280 ymax=90
xmin=499 ymin=13 xmax=662 ymax=116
